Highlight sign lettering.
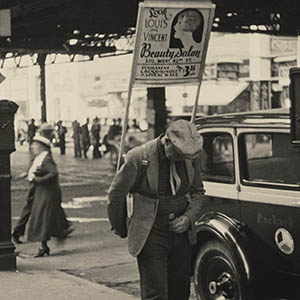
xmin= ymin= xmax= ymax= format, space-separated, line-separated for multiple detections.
xmin=132 ymin=2 xmax=215 ymax=85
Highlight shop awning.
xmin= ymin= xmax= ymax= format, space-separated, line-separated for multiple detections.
xmin=198 ymin=81 xmax=249 ymax=106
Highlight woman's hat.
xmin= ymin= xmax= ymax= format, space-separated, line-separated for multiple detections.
xmin=38 ymin=122 xmax=54 ymax=141
xmin=39 ymin=122 xmax=54 ymax=132
xmin=32 ymin=134 xmax=51 ymax=148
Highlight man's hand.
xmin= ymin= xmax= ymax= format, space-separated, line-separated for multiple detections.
xmin=169 ymin=215 xmax=190 ymax=233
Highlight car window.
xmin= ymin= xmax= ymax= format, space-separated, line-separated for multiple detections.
xmin=242 ymin=133 xmax=300 ymax=186
xmin=199 ymin=132 xmax=235 ymax=183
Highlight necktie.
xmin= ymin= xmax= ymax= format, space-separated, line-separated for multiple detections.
xmin=170 ymin=161 xmax=181 ymax=195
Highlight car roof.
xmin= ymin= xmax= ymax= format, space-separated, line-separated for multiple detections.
xmin=195 ymin=108 xmax=290 ymax=129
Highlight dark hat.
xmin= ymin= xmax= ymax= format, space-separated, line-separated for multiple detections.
xmin=166 ymin=119 xmax=203 ymax=158
xmin=32 ymin=134 xmax=51 ymax=148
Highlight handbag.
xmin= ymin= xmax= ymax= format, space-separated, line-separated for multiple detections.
xmin=108 ymin=154 xmax=148 ymax=239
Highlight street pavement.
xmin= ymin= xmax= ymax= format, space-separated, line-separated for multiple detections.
xmin=7 ymin=143 xmax=139 ymax=300
xmin=6 ymin=143 xmax=283 ymax=300
xmin=8 ymin=143 xmax=200 ymax=300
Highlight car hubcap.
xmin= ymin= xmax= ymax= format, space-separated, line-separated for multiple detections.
xmin=208 ymin=272 xmax=233 ymax=300
xmin=195 ymin=253 xmax=240 ymax=300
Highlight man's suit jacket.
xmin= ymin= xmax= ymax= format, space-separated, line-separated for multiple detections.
xmin=108 ymin=137 xmax=206 ymax=257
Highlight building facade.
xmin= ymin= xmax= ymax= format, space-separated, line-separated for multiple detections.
xmin=0 ymin=33 xmax=297 ymax=126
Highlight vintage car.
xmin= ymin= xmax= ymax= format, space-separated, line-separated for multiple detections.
xmin=192 ymin=108 xmax=300 ymax=300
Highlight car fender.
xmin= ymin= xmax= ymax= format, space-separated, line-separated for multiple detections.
xmin=194 ymin=212 xmax=253 ymax=284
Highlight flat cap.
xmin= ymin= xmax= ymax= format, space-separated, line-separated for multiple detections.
xmin=166 ymin=119 xmax=203 ymax=158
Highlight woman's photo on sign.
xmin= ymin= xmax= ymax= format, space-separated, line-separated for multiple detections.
xmin=169 ymin=8 xmax=204 ymax=49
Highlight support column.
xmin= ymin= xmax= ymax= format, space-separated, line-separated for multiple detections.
xmin=249 ymin=34 xmax=272 ymax=111
xmin=0 ymin=100 xmax=18 ymax=271
xmin=297 ymin=33 xmax=300 ymax=67
xmin=147 ymin=87 xmax=167 ymax=140
xmin=38 ymin=54 xmax=47 ymax=122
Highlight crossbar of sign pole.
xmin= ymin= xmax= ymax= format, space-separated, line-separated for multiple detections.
xmin=0 ymin=9 xmax=11 ymax=36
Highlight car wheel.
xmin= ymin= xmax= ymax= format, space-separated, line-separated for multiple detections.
xmin=194 ymin=239 xmax=247 ymax=300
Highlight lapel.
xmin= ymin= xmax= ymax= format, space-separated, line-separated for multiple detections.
xmin=185 ymin=159 xmax=194 ymax=186
xmin=145 ymin=138 xmax=159 ymax=195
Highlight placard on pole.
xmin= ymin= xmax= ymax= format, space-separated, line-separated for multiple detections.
xmin=117 ymin=0 xmax=215 ymax=169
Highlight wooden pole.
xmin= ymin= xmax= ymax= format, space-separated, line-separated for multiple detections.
xmin=191 ymin=82 xmax=202 ymax=123
xmin=116 ymin=3 xmax=143 ymax=170
xmin=191 ymin=2 xmax=215 ymax=123
xmin=117 ymin=82 xmax=133 ymax=170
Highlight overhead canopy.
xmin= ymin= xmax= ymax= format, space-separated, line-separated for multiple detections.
xmin=198 ymin=81 xmax=249 ymax=106
xmin=0 ymin=0 xmax=139 ymax=57
xmin=0 ymin=0 xmax=300 ymax=58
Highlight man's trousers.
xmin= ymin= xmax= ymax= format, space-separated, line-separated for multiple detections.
xmin=137 ymin=215 xmax=192 ymax=300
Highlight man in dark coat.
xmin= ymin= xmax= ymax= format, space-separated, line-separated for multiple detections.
xmin=80 ymin=118 xmax=90 ymax=158
xmin=27 ymin=118 xmax=37 ymax=146
xmin=57 ymin=120 xmax=67 ymax=155
xmin=91 ymin=117 xmax=101 ymax=159
xmin=108 ymin=119 xmax=205 ymax=300
xmin=72 ymin=120 xmax=81 ymax=157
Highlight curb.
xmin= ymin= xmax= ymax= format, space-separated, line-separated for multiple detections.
xmin=1 ymin=261 xmax=137 ymax=300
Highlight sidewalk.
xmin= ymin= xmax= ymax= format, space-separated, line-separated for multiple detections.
xmin=6 ymin=143 xmax=137 ymax=299
xmin=1 ymin=257 xmax=136 ymax=300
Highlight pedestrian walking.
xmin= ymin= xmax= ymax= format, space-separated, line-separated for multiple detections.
xmin=103 ymin=118 xmax=123 ymax=157
xmin=12 ymin=123 xmax=54 ymax=243
xmin=80 ymin=118 xmax=90 ymax=158
xmin=72 ymin=120 xmax=82 ymax=157
xmin=107 ymin=118 xmax=121 ymax=141
xmin=57 ymin=120 xmax=67 ymax=155
xmin=27 ymin=118 xmax=37 ymax=146
xmin=25 ymin=134 xmax=72 ymax=256
xmin=108 ymin=119 xmax=206 ymax=300
xmin=12 ymin=130 xmax=74 ymax=247
xmin=131 ymin=118 xmax=139 ymax=131
xmin=91 ymin=117 xmax=101 ymax=159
